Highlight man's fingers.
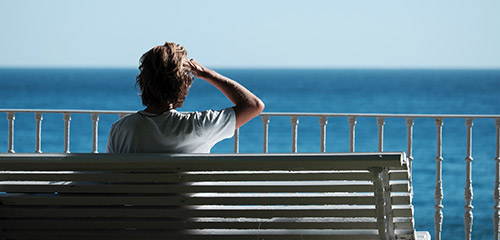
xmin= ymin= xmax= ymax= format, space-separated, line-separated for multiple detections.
xmin=189 ymin=59 xmax=203 ymax=72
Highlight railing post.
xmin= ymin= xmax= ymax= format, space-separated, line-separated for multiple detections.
xmin=434 ymin=118 xmax=444 ymax=240
xmin=91 ymin=113 xmax=99 ymax=153
xmin=262 ymin=116 xmax=270 ymax=153
xmin=406 ymin=118 xmax=414 ymax=196
xmin=464 ymin=118 xmax=474 ymax=240
xmin=290 ymin=116 xmax=299 ymax=153
xmin=348 ymin=116 xmax=356 ymax=152
xmin=319 ymin=116 xmax=328 ymax=153
xmin=7 ymin=112 xmax=15 ymax=153
xmin=64 ymin=113 xmax=71 ymax=153
xmin=34 ymin=112 xmax=43 ymax=153
xmin=233 ymin=128 xmax=239 ymax=153
xmin=494 ymin=118 xmax=500 ymax=240
xmin=377 ymin=117 xmax=385 ymax=152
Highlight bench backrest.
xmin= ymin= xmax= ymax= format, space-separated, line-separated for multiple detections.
xmin=0 ymin=152 xmax=415 ymax=240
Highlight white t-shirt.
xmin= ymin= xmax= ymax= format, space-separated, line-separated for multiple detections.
xmin=105 ymin=107 xmax=236 ymax=153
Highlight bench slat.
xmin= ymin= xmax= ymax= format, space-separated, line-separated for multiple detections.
xmin=0 ymin=206 xmax=385 ymax=218
xmin=1 ymin=229 xmax=383 ymax=240
xmin=1 ymin=217 xmax=415 ymax=230
xmin=0 ymin=153 xmax=406 ymax=171
xmin=0 ymin=193 xmax=411 ymax=206
xmin=0 ymin=182 xmax=378 ymax=194
xmin=1 ymin=219 xmax=378 ymax=230
xmin=0 ymin=205 xmax=414 ymax=218
xmin=0 ymin=171 xmax=381 ymax=182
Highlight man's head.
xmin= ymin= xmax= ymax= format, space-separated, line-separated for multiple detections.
xmin=136 ymin=42 xmax=194 ymax=109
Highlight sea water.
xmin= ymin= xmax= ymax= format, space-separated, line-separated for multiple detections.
xmin=1 ymin=68 xmax=499 ymax=239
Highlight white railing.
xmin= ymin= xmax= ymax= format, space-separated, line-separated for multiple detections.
xmin=1 ymin=109 xmax=500 ymax=240
xmin=3 ymin=109 xmax=135 ymax=154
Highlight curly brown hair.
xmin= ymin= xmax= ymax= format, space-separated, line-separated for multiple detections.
xmin=136 ymin=42 xmax=194 ymax=108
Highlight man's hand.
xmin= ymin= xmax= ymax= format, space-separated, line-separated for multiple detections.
xmin=184 ymin=58 xmax=264 ymax=129
xmin=185 ymin=59 xmax=212 ymax=79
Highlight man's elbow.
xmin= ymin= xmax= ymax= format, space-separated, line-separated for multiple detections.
xmin=254 ymin=99 xmax=265 ymax=115
xmin=233 ymin=99 xmax=265 ymax=129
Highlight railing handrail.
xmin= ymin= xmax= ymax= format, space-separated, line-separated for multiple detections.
xmin=2 ymin=109 xmax=500 ymax=119
xmin=0 ymin=109 xmax=136 ymax=115
xmin=261 ymin=112 xmax=500 ymax=119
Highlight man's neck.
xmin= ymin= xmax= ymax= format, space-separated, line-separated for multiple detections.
xmin=144 ymin=104 xmax=174 ymax=114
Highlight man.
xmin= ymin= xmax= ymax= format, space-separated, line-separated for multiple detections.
xmin=106 ymin=42 xmax=264 ymax=153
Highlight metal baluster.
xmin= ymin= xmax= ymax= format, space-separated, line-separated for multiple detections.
xmin=406 ymin=118 xmax=414 ymax=196
xmin=262 ymin=116 xmax=270 ymax=153
xmin=291 ymin=116 xmax=299 ymax=153
xmin=35 ymin=112 xmax=43 ymax=153
xmin=7 ymin=112 xmax=15 ymax=153
xmin=319 ymin=116 xmax=328 ymax=153
xmin=348 ymin=116 xmax=356 ymax=152
xmin=91 ymin=113 xmax=99 ymax=153
xmin=434 ymin=118 xmax=444 ymax=240
xmin=377 ymin=117 xmax=385 ymax=152
xmin=64 ymin=113 xmax=71 ymax=153
xmin=494 ymin=118 xmax=500 ymax=240
xmin=233 ymin=128 xmax=239 ymax=153
xmin=464 ymin=118 xmax=474 ymax=240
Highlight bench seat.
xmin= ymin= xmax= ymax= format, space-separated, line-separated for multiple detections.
xmin=0 ymin=152 xmax=421 ymax=240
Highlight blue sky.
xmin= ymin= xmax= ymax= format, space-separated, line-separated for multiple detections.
xmin=1 ymin=0 xmax=499 ymax=69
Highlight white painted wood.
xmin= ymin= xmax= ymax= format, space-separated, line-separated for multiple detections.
xmin=63 ymin=113 xmax=71 ymax=153
xmin=390 ymin=170 xmax=410 ymax=180
xmin=0 ymin=152 xmax=406 ymax=171
xmin=348 ymin=116 xmax=356 ymax=152
xmin=233 ymin=128 xmax=239 ymax=153
xmin=0 ymin=181 xmax=379 ymax=194
xmin=189 ymin=217 xmax=414 ymax=230
xmin=319 ymin=116 xmax=328 ymax=152
xmin=0 ymin=170 xmax=411 ymax=182
xmin=406 ymin=117 xmax=414 ymax=196
xmin=7 ymin=112 xmax=15 ymax=153
xmin=34 ymin=112 xmax=43 ymax=153
xmin=464 ymin=118 xmax=474 ymax=240
xmin=1 ymin=229 xmax=384 ymax=240
xmin=91 ymin=113 xmax=99 ymax=153
xmin=370 ymin=167 xmax=388 ymax=239
xmin=0 ymin=206 xmax=381 ymax=218
xmin=377 ymin=117 xmax=385 ymax=152
xmin=0 ymin=193 xmax=411 ymax=206
xmin=0 ymin=153 xmax=416 ymax=239
xmin=2 ymin=109 xmax=499 ymax=118
xmin=434 ymin=118 xmax=444 ymax=240
xmin=382 ymin=168 xmax=395 ymax=239
xmin=0 ymin=171 xmax=374 ymax=182
xmin=290 ymin=116 xmax=299 ymax=153
xmin=261 ymin=115 xmax=269 ymax=153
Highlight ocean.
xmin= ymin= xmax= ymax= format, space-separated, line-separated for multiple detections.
xmin=1 ymin=68 xmax=500 ymax=239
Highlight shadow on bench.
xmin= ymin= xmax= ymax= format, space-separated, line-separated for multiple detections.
xmin=0 ymin=152 xmax=429 ymax=240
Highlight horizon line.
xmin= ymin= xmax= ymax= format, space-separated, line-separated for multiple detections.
xmin=1 ymin=66 xmax=500 ymax=71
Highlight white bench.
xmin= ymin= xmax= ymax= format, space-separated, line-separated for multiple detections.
xmin=0 ymin=152 xmax=428 ymax=240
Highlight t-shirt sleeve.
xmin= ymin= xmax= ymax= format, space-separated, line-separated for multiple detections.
xmin=105 ymin=124 xmax=117 ymax=153
xmin=198 ymin=107 xmax=236 ymax=144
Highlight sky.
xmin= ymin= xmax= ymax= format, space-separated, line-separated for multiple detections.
xmin=0 ymin=0 xmax=499 ymax=69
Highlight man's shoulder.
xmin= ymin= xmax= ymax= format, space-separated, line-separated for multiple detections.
xmin=190 ymin=107 xmax=235 ymax=118
xmin=111 ymin=112 xmax=141 ymax=128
